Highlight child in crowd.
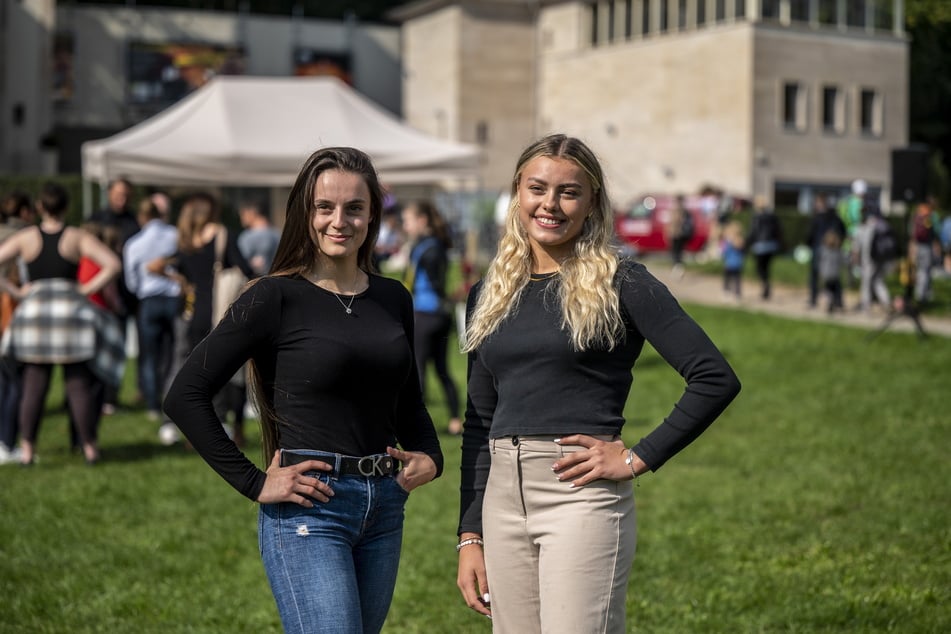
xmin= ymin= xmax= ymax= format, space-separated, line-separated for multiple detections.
xmin=817 ymin=228 xmax=845 ymax=314
xmin=720 ymin=220 xmax=745 ymax=300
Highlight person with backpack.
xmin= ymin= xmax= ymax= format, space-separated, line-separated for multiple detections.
xmin=909 ymin=198 xmax=942 ymax=304
xmin=857 ymin=203 xmax=893 ymax=313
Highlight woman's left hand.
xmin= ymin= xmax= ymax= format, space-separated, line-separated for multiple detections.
xmin=387 ymin=446 xmax=437 ymax=493
xmin=551 ymin=435 xmax=644 ymax=486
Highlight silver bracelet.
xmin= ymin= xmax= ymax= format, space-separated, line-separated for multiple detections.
xmin=625 ymin=447 xmax=639 ymax=482
xmin=456 ymin=537 xmax=485 ymax=552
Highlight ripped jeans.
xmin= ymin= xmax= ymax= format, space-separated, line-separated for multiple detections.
xmin=258 ymin=472 xmax=408 ymax=634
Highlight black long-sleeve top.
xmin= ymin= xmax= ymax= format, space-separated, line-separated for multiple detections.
xmin=459 ymin=260 xmax=740 ymax=535
xmin=164 ymin=274 xmax=443 ymax=502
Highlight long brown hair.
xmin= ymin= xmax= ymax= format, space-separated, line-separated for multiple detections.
xmin=406 ymin=200 xmax=452 ymax=249
xmin=176 ymin=192 xmax=219 ymax=252
xmin=251 ymin=147 xmax=385 ymax=460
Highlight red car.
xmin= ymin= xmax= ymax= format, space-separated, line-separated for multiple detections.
xmin=614 ymin=194 xmax=715 ymax=256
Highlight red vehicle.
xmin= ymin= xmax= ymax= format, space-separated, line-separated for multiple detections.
xmin=614 ymin=194 xmax=716 ymax=256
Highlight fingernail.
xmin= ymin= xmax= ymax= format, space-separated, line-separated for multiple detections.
xmin=568 ymin=483 xmax=576 ymax=488
xmin=483 ymin=593 xmax=491 ymax=603
xmin=553 ymin=438 xmax=561 ymax=443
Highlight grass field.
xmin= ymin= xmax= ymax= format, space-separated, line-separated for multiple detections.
xmin=1 ymin=303 xmax=948 ymax=633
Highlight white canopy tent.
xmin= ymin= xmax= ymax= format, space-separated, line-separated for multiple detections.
xmin=81 ymin=76 xmax=481 ymax=192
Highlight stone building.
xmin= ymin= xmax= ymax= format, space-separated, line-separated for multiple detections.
xmin=391 ymin=0 xmax=908 ymax=209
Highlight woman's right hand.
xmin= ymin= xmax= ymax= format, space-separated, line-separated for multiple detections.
xmin=256 ymin=451 xmax=335 ymax=507
xmin=457 ymin=533 xmax=491 ymax=617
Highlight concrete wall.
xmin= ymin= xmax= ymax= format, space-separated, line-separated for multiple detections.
xmin=537 ymin=5 xmax=755 ymax=206
xmin=0 ymin=0 xmax=56 ymax=173
xmin=54 ymin=5 xmax=402 ymax=128
xmin=751 ymin=25 xmax=909 ymax=201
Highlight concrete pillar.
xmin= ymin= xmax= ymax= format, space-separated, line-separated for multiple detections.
xmin=669 ymin=0 xmax=680 ymax=31
xmin=746 ymin=0 xmax=760 ymax=21
xmin=893 ymin=0 xmax=904 ymax=36
xmin=649 ymin=0 xmax=662 ymax=34
xmin=779 ymin=0 xmax=791 ymax=25
xmin=632 ymin=0 xmax=645 ymax=37
xmin=686 ymin=0 xmax=698 ymax=28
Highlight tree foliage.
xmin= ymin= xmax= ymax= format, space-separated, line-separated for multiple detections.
xmin=906 ymin=0 xmax=951 ymax=205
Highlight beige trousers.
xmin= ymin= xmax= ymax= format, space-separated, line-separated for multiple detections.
xmin=483 ymin=435 xmax=637 ymax=634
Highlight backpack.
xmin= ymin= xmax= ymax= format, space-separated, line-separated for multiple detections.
xmin=912 ymin=211 xmax=935 ymax=244
xmin=871 ymin=219 xmax=898 ymax=263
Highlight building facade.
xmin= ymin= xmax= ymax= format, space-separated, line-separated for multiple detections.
xmin=0 ymin=1 xmax=403 ymax=175
xmin=393 ymin=0 xmax=908 ymax=209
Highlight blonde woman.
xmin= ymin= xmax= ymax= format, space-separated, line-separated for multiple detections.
xmin=456 ymin=134 xmax=741 ymax=632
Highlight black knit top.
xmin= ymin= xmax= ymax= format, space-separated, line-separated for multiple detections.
xmin=165 ymin=274 xmax=443 ymax=501
xmin=459 ymin=260 xmax=740 ymax=534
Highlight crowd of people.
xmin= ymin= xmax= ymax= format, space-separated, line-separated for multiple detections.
xmin=0 ymin=178 xmax=474 ymax=465
xmin=677 ymin=178 xmax=951 ymax=314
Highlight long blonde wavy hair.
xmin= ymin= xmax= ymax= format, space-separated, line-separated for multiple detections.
xmin=463 ymin=134 xmax=623 ymax=353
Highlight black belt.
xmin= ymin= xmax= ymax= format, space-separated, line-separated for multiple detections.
xmin=281 ymin=450 xmax=399 ymax=477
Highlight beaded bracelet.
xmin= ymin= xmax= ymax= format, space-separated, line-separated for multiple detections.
xmin=456 ymin=537 xmax=485 ymax=552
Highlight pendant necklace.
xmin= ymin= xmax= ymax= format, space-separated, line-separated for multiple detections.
xmin=332 ymin=271 xmax=361 ymax=315
xmin=334 ymin=291 xmax=356 ymax=315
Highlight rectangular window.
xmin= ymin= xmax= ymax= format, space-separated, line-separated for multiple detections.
xmin=716 ymin=0 xmax=726 ymax=22
xmin=624 ymin=0 xmax=634 ymax=38
xmin=607 ymin=0 xmax=616 ymax=42
xmin=642 ymin=0 xmax=651 ymax=35
xmin=847 ymin=0 xmax=865 ymax=28
xmin=591 ymin=2 xmax=599 ymax=45
xmin=761 ymin=0 xmax=781 ymax=19
xmin=860 ymin=88 xmax=883 ymax=136
xmin=698 ymin=0 xmax=706 ymax=25
xmin=735 ymin=0 xmax=746 ymax=19
xmin=873 ymin=0 xmax=894 ymax=30
xmin=791 ymin=0 xmax=810 ymax=22
xmin=678 ymin=0 xmax=688 ymax=29
xmin=660 ymin=0 xmax=669 ymax=32
xmin=822 ymin=85 xmax=844 ymax=134
xmin=783 ymin=82 xmax=806 ymax=131
xmin=818 ymin=0 xmax=837 ymax=24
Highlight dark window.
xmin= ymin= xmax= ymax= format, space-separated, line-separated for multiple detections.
xmin=783 ymin=82 xmax=802 ymax=129
xmin=847 ymin=0 xmax=865 ymax=28
xmin=791 ymin=0 xmax=810 ymax=21
xmin=642 ymin=0 xmax=651 ymax=35
xmin=591 ymin=2 xmax=599 ymax=45
xmin=860 ymin=89 xmax=881 ymax=135
xmin=625 ymin=0 xmax=634 ymax=38
xmin=761 ymin=0 xmax=781 ymax=19
xmin=822 ymin=85 xmax=842 ymax=132
xmin=735 ymin=0 xmax=746 ymax=19
xmin=698 ymin=0 xmax=706 ymax=25
xmin=818 ymin=0 xmax=837 ymax=24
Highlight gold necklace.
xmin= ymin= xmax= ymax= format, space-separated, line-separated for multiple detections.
xmin=529 ymin=271 xmax=559 ymax=281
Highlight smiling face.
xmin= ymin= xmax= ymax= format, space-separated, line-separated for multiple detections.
xmin=310 ymin=169 xmax=371 ymax=265
xmin=516 ymin=156 xmax=595 ymax=267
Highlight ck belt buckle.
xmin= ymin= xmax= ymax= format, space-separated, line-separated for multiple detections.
xmin=357 ymin=455 xmax=393 ymax=476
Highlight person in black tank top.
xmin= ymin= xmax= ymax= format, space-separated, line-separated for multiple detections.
xmin=0 ymin=183 xmax=122 ymax=466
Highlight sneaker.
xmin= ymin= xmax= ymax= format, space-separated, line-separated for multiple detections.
xmin=158 ymin=423 xmax=181 ymax=446
xmin=0 ymin=444 xmax=23 ymax=465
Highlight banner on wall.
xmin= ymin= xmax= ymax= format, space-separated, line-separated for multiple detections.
xmin=128 ymin=41 xmax=246 ymax=105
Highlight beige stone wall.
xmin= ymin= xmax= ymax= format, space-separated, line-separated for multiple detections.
xmin=752 ymin=26 xmax=909 ymax=202
xmin=402 ymin=7 xmax=463 ymax=142
xmin=536 ymin=15 xmax=755 ymax=207
xmin=457 ymin=7 xmax=536 ymax=191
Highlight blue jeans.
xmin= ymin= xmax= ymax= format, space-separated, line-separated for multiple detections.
xmin=137 ymin=295 xmax=180 ymax=411
xmin=258 ymin=453 xmax=409 ymax=634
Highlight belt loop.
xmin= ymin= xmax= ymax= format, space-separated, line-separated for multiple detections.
xmin=334 ymin=454 xmax=342 ymax=480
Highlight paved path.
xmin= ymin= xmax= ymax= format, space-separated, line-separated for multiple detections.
xmin=644 ymin=262 xmax=951 ymax=339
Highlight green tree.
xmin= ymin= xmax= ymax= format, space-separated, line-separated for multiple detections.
xmin=907 ymin=0 xmax=951 ymax=206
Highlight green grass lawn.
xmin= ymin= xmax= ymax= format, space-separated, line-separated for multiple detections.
xmin=1 ymin=304 xmax=948 ymax=633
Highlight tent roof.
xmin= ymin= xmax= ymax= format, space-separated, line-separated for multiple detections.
xmin=81 ymin=76 xmax=480 ymax=187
